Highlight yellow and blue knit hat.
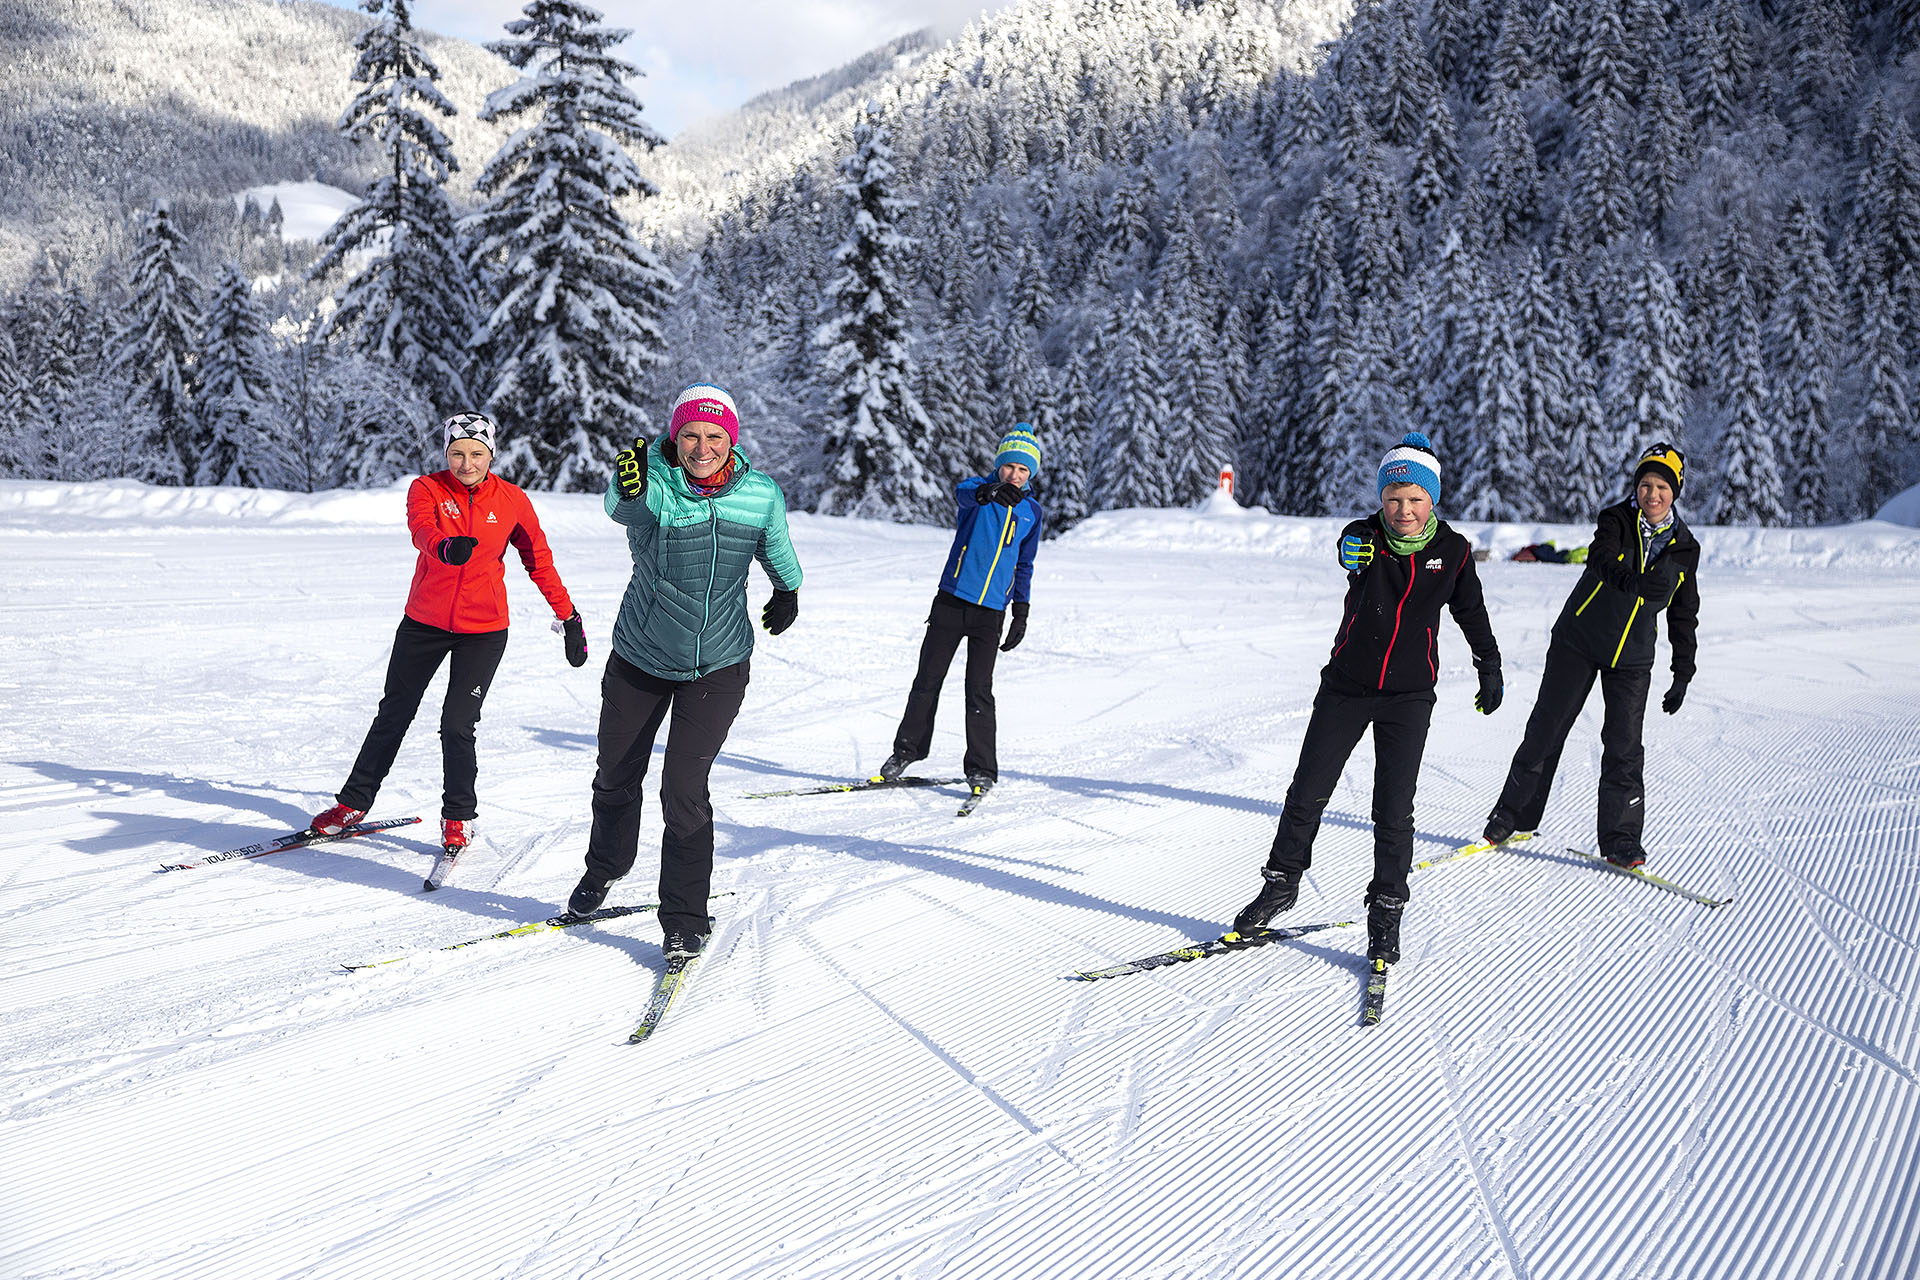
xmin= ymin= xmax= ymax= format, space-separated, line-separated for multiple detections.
xmin=993 ymin=425 xmax=1042 ymax=482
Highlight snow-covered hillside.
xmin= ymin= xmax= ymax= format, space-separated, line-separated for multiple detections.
xmin=2 ymin=481 xmax=1916 ymax=1278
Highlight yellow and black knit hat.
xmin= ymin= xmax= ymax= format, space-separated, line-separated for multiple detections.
xmin=1633 ymin=441 xmax=1684 ymax=498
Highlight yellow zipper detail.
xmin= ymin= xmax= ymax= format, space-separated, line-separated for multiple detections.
xmin=1610 ymin=599 xmax=1641 ymax=666
xmin=975 ymin=506 xmax=1016 ymax=605
xmin=1573 ymin=581 xmax=1604 ymax=616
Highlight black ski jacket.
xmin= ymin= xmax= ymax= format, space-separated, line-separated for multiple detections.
xmin=1551 ymin=500 xmax=1700 ymax=677
xmin=1325 ymin=514 xmax=1500 ymax=694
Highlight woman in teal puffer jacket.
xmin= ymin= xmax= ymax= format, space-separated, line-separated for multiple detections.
xmin=564 ymin=385 xmax=804 ymax=960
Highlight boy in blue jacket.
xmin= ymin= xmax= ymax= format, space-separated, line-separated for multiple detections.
xmin=877 ymin=427 xmax=1044 ymax=801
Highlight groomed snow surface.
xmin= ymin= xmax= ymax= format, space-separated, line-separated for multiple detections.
xmin=3 ymin=479 xmax=1917 ymax=1280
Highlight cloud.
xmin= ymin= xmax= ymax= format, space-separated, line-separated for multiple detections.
xmin=379 ymin=0 xmax=1011 ymax=138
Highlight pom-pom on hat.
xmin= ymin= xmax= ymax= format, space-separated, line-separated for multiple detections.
xmin=1633 ymin=441 xmax=1685 ymax=499
xmin=1378 ymin=431 xmax=1442 ymax=506
xmin=669 ymin=384 xmax=740 ymax=445
xmin=443 ymin=411 xmax=497 ymax=454
xmin=993 ymin=425 xmax=1042 ymax=482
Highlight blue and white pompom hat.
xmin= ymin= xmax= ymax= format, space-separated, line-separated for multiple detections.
xmin=1377 ymin=431 xmax=1441 ymax=506
xmin=443 ymin=411 xmax=498 ymax=454
xmin=993 ymin=425 xmax=1043 ymax=483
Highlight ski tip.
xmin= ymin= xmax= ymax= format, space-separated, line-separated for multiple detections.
xmin=421 ymin=879 xmax=438 ymax=892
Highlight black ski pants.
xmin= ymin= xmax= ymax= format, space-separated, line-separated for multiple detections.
xmin=1265 ymin=671 xmax=1435 ymax=903
xmin=584 ymin=652 xmax=750 ymax=938
xmin=1489 ymin=643 xmax=1651 ymax=859
xmin=339 ymin=617 xmax=509 ymax=821
xmin=892 ymin=591 xmax=1005 ymax=780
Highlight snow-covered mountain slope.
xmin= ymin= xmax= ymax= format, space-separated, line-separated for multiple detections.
xmin=2 ymin=481 xmax=1916 ymax=1278
xmin=0 ymin=0 xmax=515 ymax=284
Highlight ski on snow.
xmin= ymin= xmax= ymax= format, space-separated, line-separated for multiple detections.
xmin=1411 ymin=830 xmax=1534 ymax=873
xmin=1563 ymin=848 xmax=1732 ymax=908
xmin=423 ymin=847 xmax=460 ymax=892
xmin=1070 ymin=920 xmax=1356 ymax=981
xmin=956 ymin=783 xmax=992 ymax=817
xmin=156 ymin=817 xmax=421 ymax=872
xmin=1360 ymin=959 xmax=1390 ymax=1026
xmin=340 ymin=893 xmax=737 ymax=972
xmin=742 ymin=776 xmax=966 ymax=799
xmin=629 ymin=954 xmax=700 ymax=1043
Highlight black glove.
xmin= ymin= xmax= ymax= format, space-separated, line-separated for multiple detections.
xmin=1662 ymin=677 xmax=1688 ymax=715
xmin=561 ymin=610 xmax=587 ymax=668
xmin=1000 ymin=601 xmax=1029 ymax=652
xmin=436 ymin=536 xmax=478 ymax=566
xmin=762 ymin=588 xmax=798 ymax=635
xmin=976 ymin=481 xmax=1023 ymax=507
xmin=1636 ymin=560 xmax=1678 ymax=601
xmin=1475 ymin=666 xmax=1503 ymax=715
xmin=613 ymin=436 xmax=648 ymax=501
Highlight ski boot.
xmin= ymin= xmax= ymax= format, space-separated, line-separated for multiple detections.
xmin=310 ymin=803 xmax=366 ymax=836
xmin=1365 ymin=892 xmax=1406 ymax=965
xmin=1233 ymin=866 xmax=1302 ymax=935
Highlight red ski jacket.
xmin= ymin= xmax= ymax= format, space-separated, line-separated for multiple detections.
xmin=403 ymin=471 xmax=574 ymax=634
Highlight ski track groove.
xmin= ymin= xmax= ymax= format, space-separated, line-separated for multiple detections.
xmin=6 ymin=507 xmax=1920 ymax=1277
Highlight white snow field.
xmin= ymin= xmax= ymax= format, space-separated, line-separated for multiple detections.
xmin=3 ymin=478 xmax=1917 ymax=1280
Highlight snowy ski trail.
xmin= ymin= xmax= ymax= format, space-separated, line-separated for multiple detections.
xmin=3 ymin=481 xmax=1919 ymax=1278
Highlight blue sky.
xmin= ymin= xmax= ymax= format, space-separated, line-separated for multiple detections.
xmin=316 ymin=0 xmax=1010 ymax=138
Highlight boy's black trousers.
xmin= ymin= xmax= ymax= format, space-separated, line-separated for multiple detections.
xmin=892 ymin=591 xmax=1004 ymax=781
xmin=1488 ymin=643 xmax=1651 ymax=859
xmin=339 ymin=617 xmax=509 ymax=820
xmin=1265 ymin=670 xmax=1436 ymax=902
xmin=584 ymin=652 xmax=750 ymax=938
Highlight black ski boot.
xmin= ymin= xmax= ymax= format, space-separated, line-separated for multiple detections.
xmin=1233 ymin=867 xmax=1302 ymax=934
xmin=1365 ymin=892 xmax=1406 ymax=964
xmin=1482 ymin=814 xmax=1516 ymax=845
xmin=1604 ymin=846 xmax=1647 ymax=869
xmin=875 ymin=752 xmax=911 ymax=782
xmin=568 ymin=873 xmax=613 ymax=917
xmin=662 ymin=930 xmax=707 ymax=960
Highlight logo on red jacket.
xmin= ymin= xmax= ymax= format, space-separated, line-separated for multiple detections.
xmin=441 ymin=499 xmax=460 ymax=518
xmin=486 ymin=512 xmax=498 ymax=523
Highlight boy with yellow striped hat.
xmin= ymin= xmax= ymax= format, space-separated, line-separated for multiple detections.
xmin=1481 ymin=441 xmax=1702 ymax=868
xmin=875 ymin=426 xmax=1044 ymax=806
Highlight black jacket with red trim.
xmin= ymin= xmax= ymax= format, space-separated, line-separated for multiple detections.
xmin=1551 ymin=499 xmax=1701 ymax=677
xmin=1325 ymin=514 xmax=1501 ymax=694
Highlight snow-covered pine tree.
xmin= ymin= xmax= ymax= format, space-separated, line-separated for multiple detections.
xmin=1602 ymin=236 xmax=1688 ymax=468
xmin=1409 ymin=215 xmax=1484 ymax=461
xmin=1460 ymin=282 xmax=1532 ymax=521
xmin=1767 ymin=196 xmax=1840 ymax=525
xmin=113 ymin=201 xmax=201 ymax=483
xmin=465 ymin=0 xmax=674 ymax=491
xmin=1851 ymin=276 xmax=1912 ymax=517
xmin=1571 ymin=99 xmax=1633 ymax=248
xmin=1510 ymin=250 xmax=1575 ymax=517
xmin=1706 ymin=223 xmax=1786 ymax=526
xmin=1408 ymin=92 xmax=1461 ymax=229
xmin=1327 ymin=299 xmax=1408 ymax=512
xmin=1092 ymin=289 xmax=1169 ymax=511
xmin=1482 ymin=85 xmax=1540 ymax=245
xmin=1687 ymin=0 xmax=1755 ymax=138
xmin=195 ymin=263 xmax=289 ymax=487
xmin=1301 ymin=266 xmax=1356 ymax=517
xmin=1046 ymin=349 xmax=1094 ymax=530
xmin=814 ymin=102 xmax=941 ymax=520
xmin=310 ymin=0 xmax=479 ymax=423
xmin=1630 ymin=67 xmax=1687 ymax=230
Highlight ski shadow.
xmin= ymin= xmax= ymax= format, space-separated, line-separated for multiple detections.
xmin=715 ymin=751 xmax=870 ymax=792
xmin=13 ymin=760 xmax=321 ymax=857
xmin=720 ymin=818 xmax=1220 ymax=939
xmin=1012 ymin=769 xmax=1461 ymax=852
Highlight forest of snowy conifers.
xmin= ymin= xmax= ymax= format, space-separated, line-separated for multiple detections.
xmin=4 ymin=0 xmax=1920 ymax=529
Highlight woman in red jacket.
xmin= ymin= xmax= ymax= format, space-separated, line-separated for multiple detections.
xmin=310 ymin=413 xmax=587 ymax=888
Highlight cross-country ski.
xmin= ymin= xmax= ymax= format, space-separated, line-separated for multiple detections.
xmin=155 ymin=817 xmax=422 ymax=872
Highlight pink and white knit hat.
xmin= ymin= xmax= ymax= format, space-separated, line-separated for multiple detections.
xmin=668 ymin=384 xmax=740 ymax=444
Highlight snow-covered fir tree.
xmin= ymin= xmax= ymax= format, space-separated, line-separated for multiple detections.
xmin=311 ymin=0 xmax=480 ymax=420
xmin=1767 ymin=196 xmax=1841 ymax=525
xmin=465 ymin=0 xmax=674 ymax=491
xmin=113 ymin=201 xmax=201 ymax=484
xmin=1093 ymin=289 xmax=1169 ymax=510
xmin=195 ymin=263 xmax=288 ymax=487
xmin=813 ymin=102 xmax=941 ymax=519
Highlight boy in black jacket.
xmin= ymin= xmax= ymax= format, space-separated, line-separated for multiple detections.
xmin=1235 ymin=432 xmax=1503 ymax=966
xmin=1481 ymin=443 xmax=1700 ymax=868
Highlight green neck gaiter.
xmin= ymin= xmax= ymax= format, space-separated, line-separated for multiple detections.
xmin=1382 ymin=512 xmax=1439 ymax=556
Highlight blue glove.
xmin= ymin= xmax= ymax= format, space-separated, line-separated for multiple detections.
xmin=1339 ymin=534 xmax=1374 ymax=574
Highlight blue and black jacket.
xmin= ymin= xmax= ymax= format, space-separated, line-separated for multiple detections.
xmin=936 ymin=477 xmax=1042 ymax=611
